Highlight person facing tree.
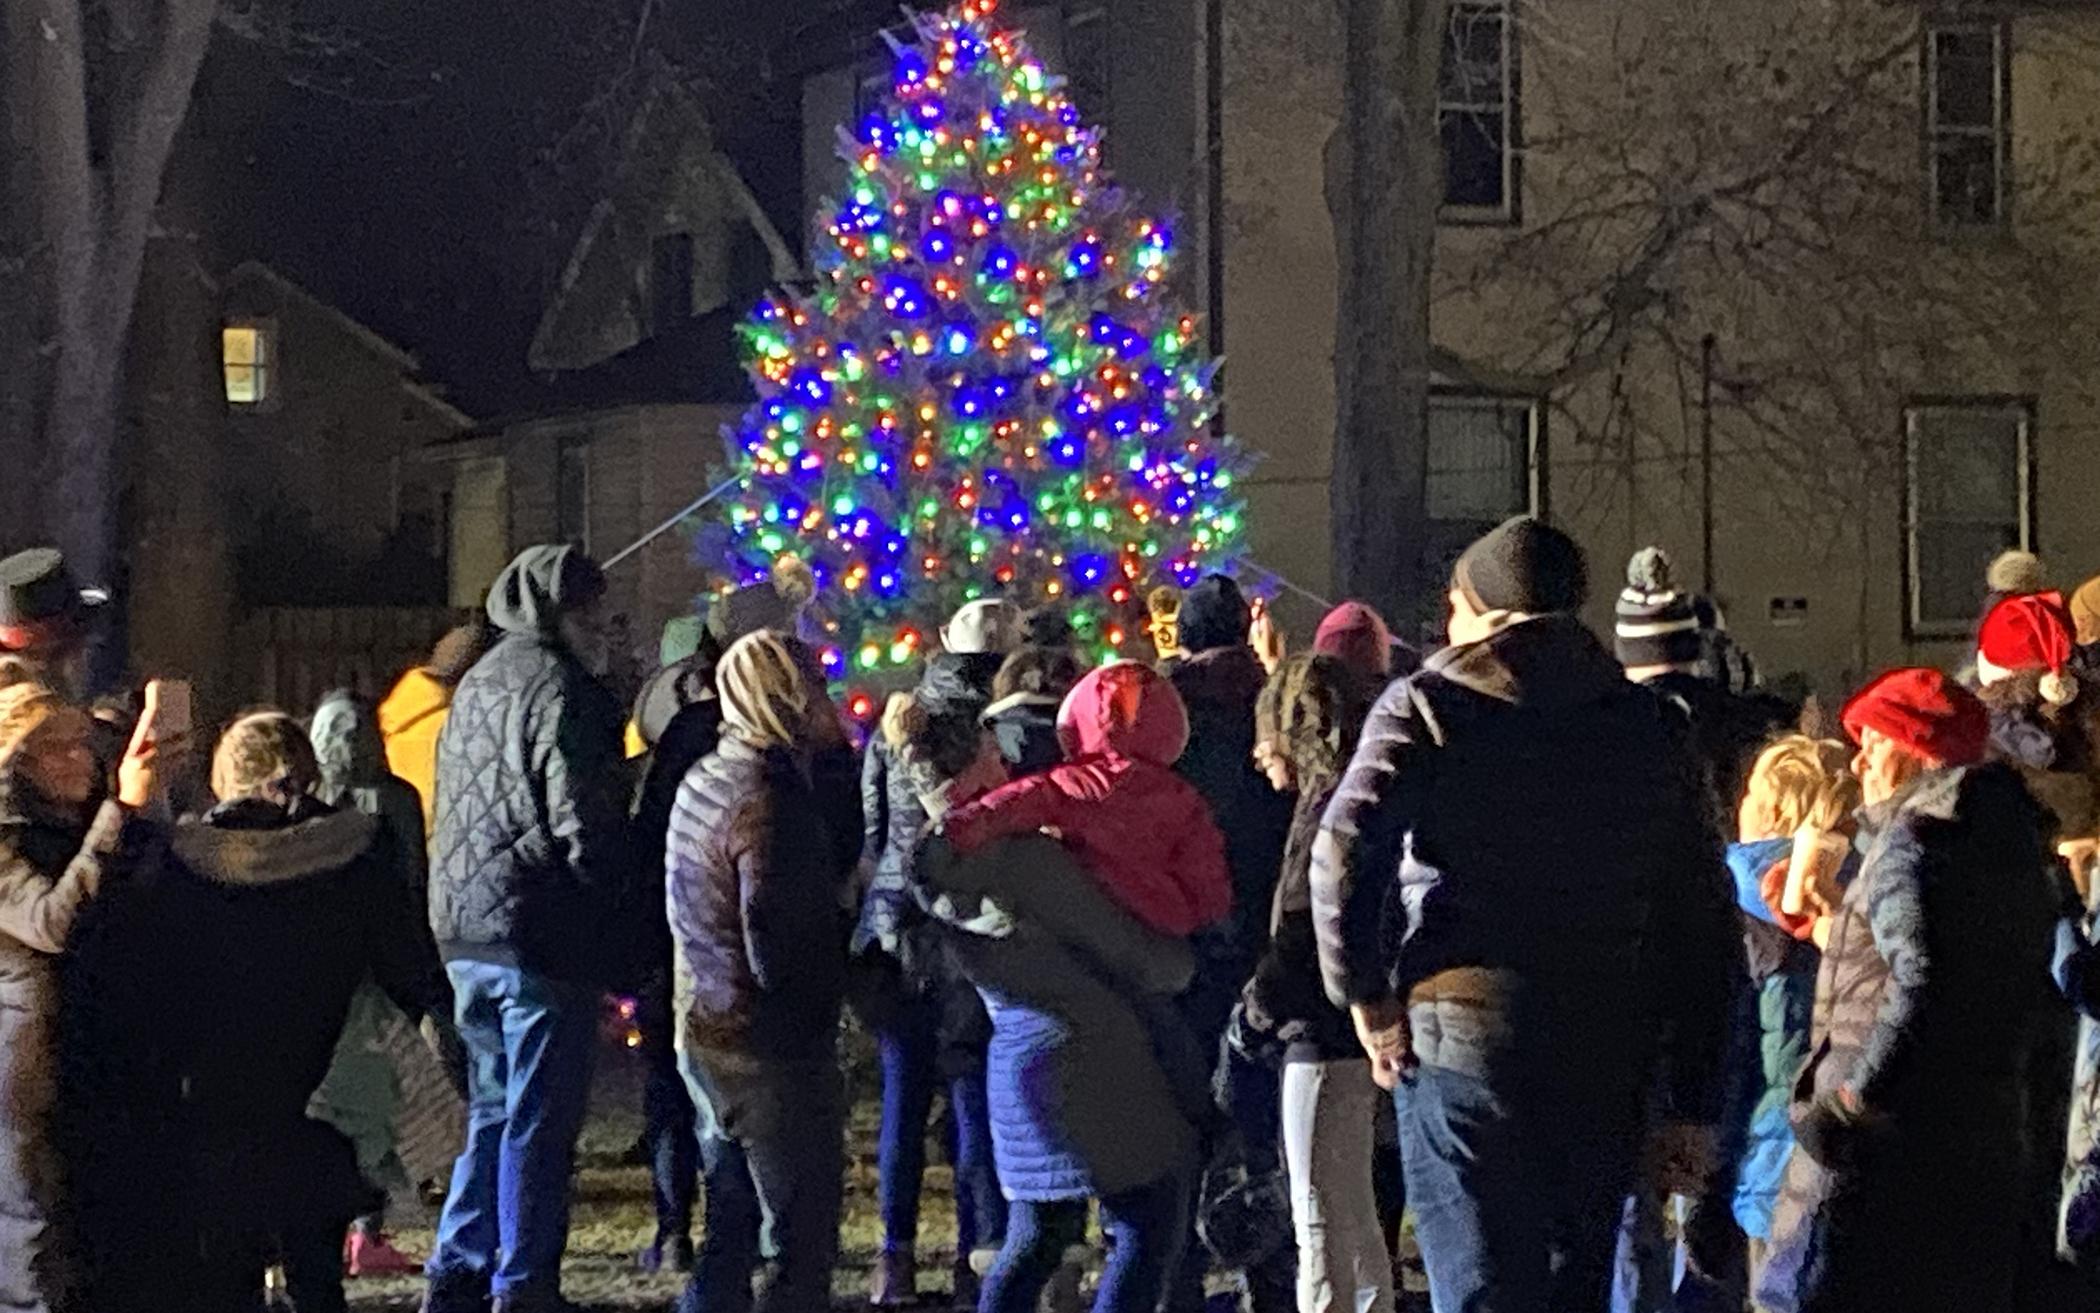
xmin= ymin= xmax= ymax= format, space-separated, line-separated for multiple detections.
xmin=422 ymin=544 xmax=632 ymax=1313
xmin=1314 ymin=516 xmax=1742 ymax=1313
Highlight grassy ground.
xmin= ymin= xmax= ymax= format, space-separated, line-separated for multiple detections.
xmin=344 ymin=1037 xmax=1425 ymax=1312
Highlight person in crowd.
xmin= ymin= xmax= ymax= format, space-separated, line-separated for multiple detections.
xmin=378 ymin=621 xmax=495 ymax=831
xmin=0 ymin=680 xmax=160 ymax=1313
xmin=84 ymin=711 xmax=453 ymax=1313
xmin=1022 ymin=605 xmax=1076 ymax=653
xmin=308 ymin=690 xmax=463 ymax=1278
xmin=1717 ymin=737 xmax=1860 ymax=1290
xmin=1164 ymin=577 xmax=1308 ymax=1313
xmin=2053 ymin=845 xmax=2100 ymax=1278
xmin=1314 ymin=516 xmax=1742 ymax=1313
xmin=1613 ymin=547 xmax=1786 ymax=1313
xmin=1758 ymin=668 xmax=2062 ymax=1313
xmin=0 ymin=549 xmax=110 ymax=700
xmin=915 ymin=673 xmax=1214 ymax=1313
xmin=1973 ymin=591 xmax=2100 ymax=840
xmin=423 ymin=544 xmax=632 ymax=1313
xmin=942 ymin=661 xmax=1229 ymax=940
xmin=857 ymin=598 xmax=1021 ymax=1305
xmin=983 ymin=646 xmax=1086 ymax=779
xmin=2070 ymin=575 xmax=2100 ymax=684
xmin=1311 ymin=600 xmax=1414 ymax=687
xmin=667 ymin=631 xmax=861 ymax=1313
xmin=1236 ymin=654 xmax=1388 ymax=1313
xmin=627 ymin=633 xmax=728 ymax=1276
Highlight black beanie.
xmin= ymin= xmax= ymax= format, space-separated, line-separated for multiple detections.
xmin=1451 ymin=517 xmax=1587 ymax=616
xmin=1178 ymin=574 xmax=1251 ymax=653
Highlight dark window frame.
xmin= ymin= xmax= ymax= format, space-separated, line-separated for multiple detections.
xmin=557 ymin=437 xmax=593 ymax=555
xmin=1900 ymin=395 xmax=2035 ymax=641
xmin=1439 ymin=0 xmax=1523 ymax=226
xmin=1063 ymin=2 xmax=1113 ymax=124
xmin=1426 ymin=388 xmax=1548 ymax=523
xmin=1922 ymin=16 xmax=2011 ymax=229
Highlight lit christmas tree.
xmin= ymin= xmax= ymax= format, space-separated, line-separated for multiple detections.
xmin=706 ymin=0 xmax=1247 ymax=688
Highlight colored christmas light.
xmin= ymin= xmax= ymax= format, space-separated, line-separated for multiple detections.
xmin=705 ymin=0 xmax=1246 ymax=673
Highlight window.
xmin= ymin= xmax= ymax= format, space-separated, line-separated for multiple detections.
xmin=649 ymin=232 xmax=695 ymax=336
xmin=1905 ymin=400 xmax=2031 ymax=636
xmin=557 ymin=438 xmax=591 ymax=553
xmin=1064 ymin=4 xmax=1111 ymax=121
xmin=1440 ymin=1 xmax=1519 ymax=222
xmin=1925 ymin=20 xmax=2008 ymax=227
xmin=1428 ymin=394 xmax=1541 ymax=522
xmin=222 ymin=322 xmax=273 ymax=406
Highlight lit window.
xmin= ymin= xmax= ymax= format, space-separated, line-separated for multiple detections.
xmin=1926 ymin=21 xmax=2008 ymax=227
xmin=222 ymin=323 xmax=271 ymax=405
xmin=1428 ymin=394 xmax=1540 ymax=522
xmin=1905 ymin=400 xmax=2031 ymax=636
xmin=1440 ymin=2 xmax=1520 ymax=222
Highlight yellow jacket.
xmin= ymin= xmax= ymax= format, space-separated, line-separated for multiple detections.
xmin=378 ymin=668 xmax=452 ymax=833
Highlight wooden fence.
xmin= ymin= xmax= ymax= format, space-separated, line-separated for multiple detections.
xmin=235 ymin=606 xmax=462 ymax=712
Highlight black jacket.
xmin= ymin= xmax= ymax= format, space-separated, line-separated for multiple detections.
xmin=428 ymin=547 xmax=632 ymax=983
xmin=1313 ymin=616 xmax=1742 ymax=1121
xmin=1242 ymin=783 xmax=1356 ymax=1063
xmin=76 ymin=798 xmax=448 ymax=1244
xmin=1169 ymin=645 xmax=1293 ymax=1001
xmin=1641 ymin=670 xmax=1794 ymax=837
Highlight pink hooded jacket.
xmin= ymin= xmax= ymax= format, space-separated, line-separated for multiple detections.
xmin=942 ymin=661 xmax=1232 ymax=936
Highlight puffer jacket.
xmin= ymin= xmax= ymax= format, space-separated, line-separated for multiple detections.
xmin=428 ymin=546 xmax=632 ymax=984
xmin=0 ymin=773 xmax=148 ymax=1313
xmin=1759 ymin=764 xmax=2059 ymax=1313
xmin=916 ymin=833 xmax=1199 ymax=1202
xmin=855 ymin=652 xmax=1002 ymax=966
xmin=1169 ymin=645 xmax=1293 ymax=1000
xmin=1313 ymin=615 xmax=1741 ymax=1122
xmin=667 ymin=737 xmax=861 ymax=1059
xmin=943 ymin=661 xmax=1230 ymax=937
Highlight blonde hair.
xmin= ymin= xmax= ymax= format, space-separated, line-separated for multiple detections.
xmin=716 ymin=631 xmax=816 ymax=751
xmin=1740 ymin=734 xmax=1859 ymax=839
xmin=212 ymin=710 xmax=321 ymax=806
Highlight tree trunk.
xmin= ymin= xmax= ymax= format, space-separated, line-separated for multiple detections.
xmin=1331 ymin=0 xmax=1446 ymax=635
xmin=5 ymin=0 xmax=216 ymax=592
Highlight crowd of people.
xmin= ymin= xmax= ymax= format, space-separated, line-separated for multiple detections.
xmin=4 ymin=517 xmax=2100 ymax=1313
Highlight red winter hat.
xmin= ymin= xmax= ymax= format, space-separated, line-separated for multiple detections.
xmin=1977 ymin=590 xmax=2079 ymax=705
xmin=1840 ymin=667 xmax=1990 ymax=768
xmin=1312 ymin=601 xmax=1395 ymax=683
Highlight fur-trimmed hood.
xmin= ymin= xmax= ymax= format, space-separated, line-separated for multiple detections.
xmin=172 ymin=802 xmax=376 ymax=887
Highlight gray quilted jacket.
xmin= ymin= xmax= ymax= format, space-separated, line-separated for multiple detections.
xmin=428 ymin=546 xmax=631 ymax=984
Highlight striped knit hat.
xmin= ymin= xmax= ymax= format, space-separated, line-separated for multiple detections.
xmin=1615 ymin=547 xmax=1702 ymax=670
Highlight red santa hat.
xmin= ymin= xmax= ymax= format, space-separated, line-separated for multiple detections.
xmin=1977 ymin=590 xmax=2079 ymax=707
xmin=1841 ymin=667 xmax=1990 ymax=768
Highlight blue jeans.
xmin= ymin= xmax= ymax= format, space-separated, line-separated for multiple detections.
xmin=646 ymin=1033 xmax=699 ymax=1241
xmin=424 ymin=960 xmax=599 ymax=1307
xmin=981 ymin=1176 xmax=1192 ymax=1313
xmin=1612 ymin=1191 xmax=1747 ymax=1313
xmin=1397 ymin=1063 xmax=1639 ymax=1313
xmin=874 ymin=994 xmax=1007 ymax=1260
xmin=678 ymin=1047 xmax=846 ymax=1313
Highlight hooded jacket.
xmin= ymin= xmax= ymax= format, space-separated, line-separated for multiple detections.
xmin=75 ymin=797 xmax=449 ymax=1255
xmin=312 ymin=692 xmax=429 ymax=915
xmin=1759 ymin=765 xmax=2060 ymax=1313
xmin=428 ymin=546 xmax=631 ymax=983
xmin=943 ymin=662 xmax=1230 ymax=937
xmin=1313 ymin=615 xmax=1740 ymax=1120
